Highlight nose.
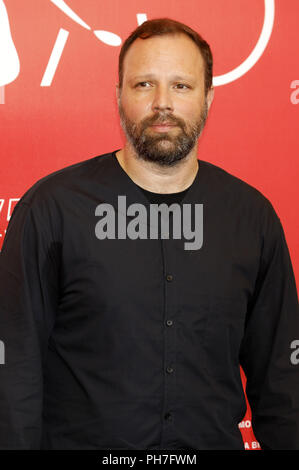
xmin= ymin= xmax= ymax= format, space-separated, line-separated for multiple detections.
xmin=151 ymin=84 xmax=174 ymax=113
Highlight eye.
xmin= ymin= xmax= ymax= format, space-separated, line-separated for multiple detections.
xmin=175 ymin=83 xmax=190 ymax=89
xmin=136 ymin=82 xmax=151 ymax=88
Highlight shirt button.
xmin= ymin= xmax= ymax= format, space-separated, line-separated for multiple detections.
xmin=164 ymin=412 xmax=172 ymax=421
xmin=166 ymin=366 xmax=174 ymax=374
xmin=166 ymin=319 xmax=173 ymax=326
xmin=166 ymin=274 xmax=173 ymax=282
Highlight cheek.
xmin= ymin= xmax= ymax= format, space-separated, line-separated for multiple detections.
xmin=179 ymin=100 xmax=204 ymax=124
xmin=121 ymin=95 xmax=152 ymax=121
xmin=173 ymin=104 xmax=196 ymax=126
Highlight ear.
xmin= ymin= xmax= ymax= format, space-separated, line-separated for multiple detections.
xmin=206 ymin=86 xmax=214 ymax=111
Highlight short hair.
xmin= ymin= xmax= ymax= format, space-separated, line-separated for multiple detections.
xmin=118 ymin=17 xmax=213 ymax=95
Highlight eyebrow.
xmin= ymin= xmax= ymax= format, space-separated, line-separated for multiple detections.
xmin=129 ymin=74 xmax=195 ymax=82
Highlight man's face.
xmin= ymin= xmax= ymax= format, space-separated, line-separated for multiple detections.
xmin=116 ymin=33 xmax=214 ymax=166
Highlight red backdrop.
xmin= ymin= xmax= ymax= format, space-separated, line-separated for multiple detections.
xmin=1 ymin=0 xmax=298 ymax=450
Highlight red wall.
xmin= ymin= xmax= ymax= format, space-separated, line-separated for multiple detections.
xmin=1 ymin=0 xmax=298 ymax=450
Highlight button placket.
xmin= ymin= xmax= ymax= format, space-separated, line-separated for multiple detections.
xmin=161 ymin=239 xmax=178 ymax=445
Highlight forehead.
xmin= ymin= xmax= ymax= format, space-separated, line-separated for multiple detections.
xmin=122 ymin=33 xmax=205 ymax=81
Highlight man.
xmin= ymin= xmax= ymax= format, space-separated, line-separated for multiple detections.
xmin=0 ymin=17 xmax=298 ymax=450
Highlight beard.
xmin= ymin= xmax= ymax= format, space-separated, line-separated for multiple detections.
xmin=118 ymin=97 xmax=209 ymax=167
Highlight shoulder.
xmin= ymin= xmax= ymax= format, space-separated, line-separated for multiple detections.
xmin=200 ymin=159 xmax=268 ymax=199
xmin=198 ymin=160 xmax=285 ymax=251
xmin=199 ymin=159 xmax=281 ymax=225
xmin=16 ymin=151 xmax=115 ymax=208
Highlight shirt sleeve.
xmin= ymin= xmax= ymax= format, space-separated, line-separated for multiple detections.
xmin=239 ymin=202 xmax=299 ymax=450
xmin=0 ymin=201 xmax=59 ymax=449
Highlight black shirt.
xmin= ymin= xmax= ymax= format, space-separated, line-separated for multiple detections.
xmin=139 ymin=185 xmax=191 ymax=205
xmin=0 ymin=149 xmax=298 ymax=450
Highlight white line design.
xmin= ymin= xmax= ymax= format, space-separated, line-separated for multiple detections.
xmin=93 ymin=30 xmax=121 ymax=46
xmin=136 ymin=13 xmax=147 ymax=25
xmin=40 ymin=28 xmax=69 ymax=86
xmin=213 ymin=0 xmax=275 ymax=86
xmin=0 ymin=0 xmax=20 ymax=89
xmin=50 ymin=0 xmax=91 ymax=30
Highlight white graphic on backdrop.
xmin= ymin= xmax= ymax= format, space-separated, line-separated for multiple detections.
xmin=0 ymin=0 xmax=20 ymax=102
xmin=213 ymin=0 xmax=274 ymax=86
xmin=41 ymin=0 xmax=136 ymax=86
xmin=51 ymin=0 xmax=91 ymax=29
xmin=0 ymin=0 xmax=275 ymax=101
xmin=0 ymin=198 xmax=19 ymax=239
xmin=50 ymin=0 xmax=123 ymax=44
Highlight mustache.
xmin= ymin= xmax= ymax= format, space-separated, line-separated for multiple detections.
xmin=145 ymin=115 xmax=182 ymax=127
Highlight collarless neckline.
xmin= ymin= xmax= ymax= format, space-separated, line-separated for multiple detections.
xmin=111 ymin=149 xmax=204 ymax=204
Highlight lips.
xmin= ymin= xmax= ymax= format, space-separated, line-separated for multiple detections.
xmin=151 ymin=122 xmax=176 ymax=132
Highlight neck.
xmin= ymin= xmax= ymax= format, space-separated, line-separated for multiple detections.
xmin=115 ymin=142 xmax=199 ymax=194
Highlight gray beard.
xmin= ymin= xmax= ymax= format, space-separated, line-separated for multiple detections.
xmin=118 ymin=100 xmax=208 ymax=167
